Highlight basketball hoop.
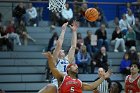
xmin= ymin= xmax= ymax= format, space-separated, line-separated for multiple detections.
xmin=48 ymin=0 xmax=66 ymax=12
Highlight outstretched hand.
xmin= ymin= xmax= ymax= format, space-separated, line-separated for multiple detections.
xmin=42 ymin=52 xmax=53 ymax=59
xmin=103 ymin=69 xmax=112 ymax=79
xmin=62 ymin=22 xmax=68 ymax=32
xmin=69 ymin=20 xmax=79 ymax=32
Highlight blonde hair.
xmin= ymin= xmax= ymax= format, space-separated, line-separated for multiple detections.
xmin=81 ymin=45 xmax=87 ymax=54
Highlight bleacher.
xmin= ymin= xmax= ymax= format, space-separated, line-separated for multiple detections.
xmin=0 ymin=0 xmax=140 ymax=92
xmin=1 ymin=26 xmax=139 ymax=93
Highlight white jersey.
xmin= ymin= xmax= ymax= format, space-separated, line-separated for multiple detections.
xmin=56 ymin=58 xmax=69 ymax=74
xmin=51 ymin=58 xmax=69 ymax=87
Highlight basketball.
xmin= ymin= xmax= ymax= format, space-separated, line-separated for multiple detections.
xmin=85 ymin=8 xmax=99 ymax=22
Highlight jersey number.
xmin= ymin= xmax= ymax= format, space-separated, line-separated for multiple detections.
xmin=70 ymin=87 xmax=74 ymax=92
xmin=64 ymin=65 xmax=66 ymax=72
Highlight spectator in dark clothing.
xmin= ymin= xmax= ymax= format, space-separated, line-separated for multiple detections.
xmin=73 ymin=0 xmax=81 ymax=21
xmin=120 ymin=52 xmax=131 ymax=75
xmin=0 ymin=26 xmax=13 ymax=51
xmin=79 ymin=2 xmax=88 ymax=27
xmin=111 ymin=26 xmax=126 ymax=52
xmin=77 ymin=32 xmax=84 ymax=49
xmin=95 ymin=24 xmax=109 ymax=51
xmin=50 ymin=11 xmax=61 ymax=27
xmin=93 ymin=3 xmax=108 ymax=27
xmin=43 ymin=32 xmax=58 ymax=80
xmin=13 ymin=2 xmax=26 ymax=25
xmin=91 ymin=46 xmax=108 ymax=73
xmin=133 ymin=1 xmax=140 ymax=20
xmin=128 ymin=46 xmax=139 ymax=64
xmin=47 ymin=32 xmax=58 ymax=52
xmin=75 ymin=32 xmax=84 ymax=54
xmin=132 ymin=18 xmax=140 ymax=40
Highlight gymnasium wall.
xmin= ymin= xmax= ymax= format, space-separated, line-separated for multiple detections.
xmin=41 ymin=0 xmax=137 ymax=21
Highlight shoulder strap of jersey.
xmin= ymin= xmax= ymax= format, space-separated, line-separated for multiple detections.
xmin=56 ymin=59 xmax=61 ymax=66
xmin=125 ymin=75 xmax=130 ymax=81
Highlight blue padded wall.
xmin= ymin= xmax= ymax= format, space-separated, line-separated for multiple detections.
xmin=39 ymin=0 xmax=137 ymax=21
xmin=87 ymin=0 xmax=136 ymax=20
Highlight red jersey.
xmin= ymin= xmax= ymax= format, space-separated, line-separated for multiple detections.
xmin=125 ymin=75 xmax=140 ymax=93
xmin=58 ymin=75 xmax=82 ymax=93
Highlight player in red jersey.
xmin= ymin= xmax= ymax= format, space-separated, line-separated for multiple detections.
xmin=38 ymin=21 xmax=78 ymax=93
xmin=125 ymin=63 xmax=140 ymax=93
xmin=43 ymin=52 xmax=112 ymax=93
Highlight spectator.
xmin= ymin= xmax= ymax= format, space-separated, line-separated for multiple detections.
xmin=77 ymin=32 xmax=84 ymax=49
xmin=76 ymin=32 xmax=84 ymax=54
xmin=91 ymin=46 xmax=108 ymax=73
xmin=73 ymin=0 xmax=81 ymax=21
xmin=119 ymin=14 xmax=130 ymax=35
xmin=84 ymin=30 xmax=98 ymax=57
xmin=128 ymin=46 xmax=139 ymax=64
xmin=50 ymin=11 xmax=61 ymax=27
xmin=93 ymin=67 xmax=111 ymax=93
xmin=79 ymin=2 xmax=88 ymax=27
xmin=46 ymin=32 xmax=58 ymax=52
xmin=109 ymin=81 xmax=122 ymax=93
xmin=60 ymin=3 xmax=73 ymax=25
xmin=26 ymin=3 xmax=38 ymax=26
xmin=108 ymin=17 xmax=119 ymax=28
xmin=132 ymin=18 xmax=140 ymax=41
xmin=120 ymin=52 xmax=131 ymax=76
xmin=111 ymin=26 xmax=126 ymax=52
xmin=94 ymin=3 xmax=108 ymax=27
xmin=13 ymin=2 xmax=26 ymax=26
xmin=16 ymin=20 xmax=36 ymax=45
xmin=125 ymin=8 xmax=135 ymax=27
xmin=133 ymin=0 xmax=140 ymax=20
xmin=6 ymin=20 xmax=21 ymax=46
xmin=125 ymin=27 xmax=136 ymax=49
xmin=0 ymin=26 xmax=13 ymax=51
xmin=76 ymin=45 xmax=91 ymax=74
xmin=95 ymin=24 xmax=109 ymax=51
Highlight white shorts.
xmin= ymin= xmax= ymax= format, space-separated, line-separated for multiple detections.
xmin=51 ymin=79 xmax=58 ymax=88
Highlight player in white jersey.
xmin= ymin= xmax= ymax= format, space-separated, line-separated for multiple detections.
xmin=38 ymin=21 xmax=78 ymax=93
xmin=56 ymin=58 xmax=69 ymax=74
xmin=51 ymin=58 xmax=69 ymax=87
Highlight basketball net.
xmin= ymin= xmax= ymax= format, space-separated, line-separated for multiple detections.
xmin=48 ymin=0 xmax=66 ymax=12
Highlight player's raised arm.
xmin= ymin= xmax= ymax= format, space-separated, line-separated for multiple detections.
xmin=53 ymin=22 xmax=68 ymax=62
xmin=67 ymin=21 xmax=78 ymax=63
xmin=43 ymin=52 xmax=64 ymax=80
xmin=82 ymin=69 xmax=112 ymax=90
